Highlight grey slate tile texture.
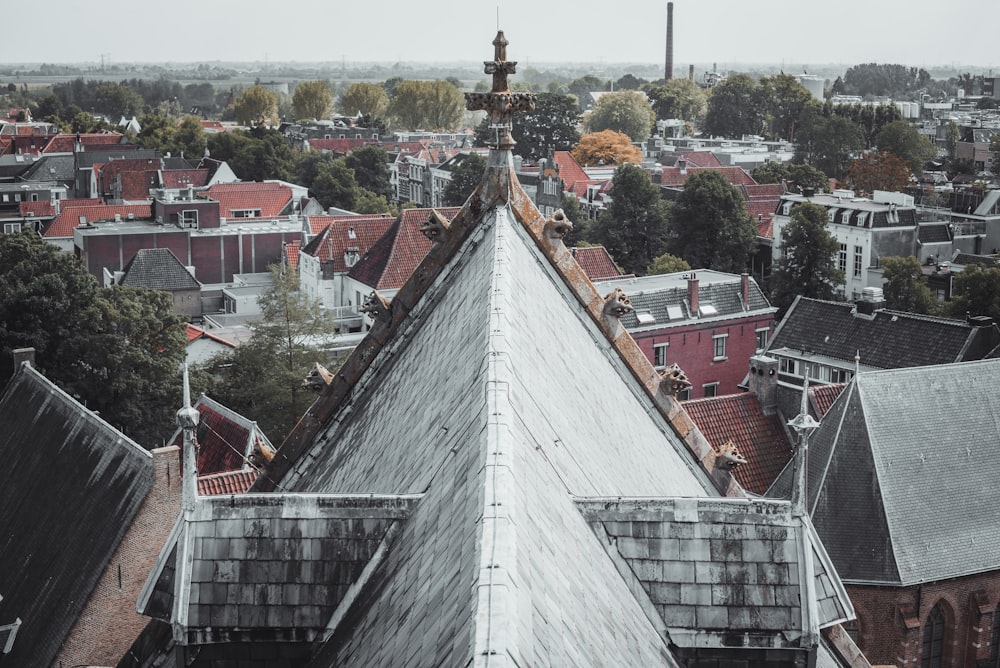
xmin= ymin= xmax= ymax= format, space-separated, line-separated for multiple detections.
xmin=120 ymin=247 xmax=201 ymax=291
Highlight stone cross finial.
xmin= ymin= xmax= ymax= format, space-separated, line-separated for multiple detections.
xmin=465 ymin=31 xmax=536 ymax=150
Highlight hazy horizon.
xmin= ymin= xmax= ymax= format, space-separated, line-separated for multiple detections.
xmin=1 ymin=0 xmax=995 ymax=72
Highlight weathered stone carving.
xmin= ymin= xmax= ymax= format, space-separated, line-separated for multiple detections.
xmin=544 ymin=209 xmax=574 ymax=241
xmin=715 ymin=440 xmax=747 ymax=470
xmin=420 ymin=209 xmax=451 ymax=242
xmin=302 ymin=362 xmax=333 ymax=391
xmin=602 ymin=287 xmax=634 ymax=319
xmin=247 ymin=437 xmax=277 ymax=468
xmin=464 ymin=31 xmax=536 ymax=150
xmin=659 ymin=363 xmax=692 ymax=396
xmin=360 ymin=291 xmax=391 ymax=323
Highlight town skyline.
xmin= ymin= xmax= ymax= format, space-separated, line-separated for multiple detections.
xmin=1 ymin=0 xmax=995 ymax=70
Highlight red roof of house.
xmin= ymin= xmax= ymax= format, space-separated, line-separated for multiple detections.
xmin=301 ymin=214 xmax=395 ymax=273
xmin=162 ymin=168 xmax=210 ymax=189
xmin=200 ymin=120 xmax=227 ymax=133
xmin=809 ymin=383 xmax=847 ymax=418
xmin=198 ymin=469 xmax=259 ymax=496
xmin=41 ymin=132 xmax=125 ymax=153
xmin=683 ymin=393 xmax=793 ymax=495
xmin=19 ymin=201 xmax=55 ymax=217
xmin=676 ymin=151 xmax=723 ymax=168
xmin=552 ymin=151 xmax=599 ymax=198
xmin=570 ymin=246 xmax=623 ymax=281
xmin=348 ymin=207 xmax=462 ymax=291
xmin=185 ymin=324 xmax=237 ymax=348
xmin=659 ymin=165 xmax=758 ymax=189
xmin=284 ymin=240 xmax=300 ymax=272
xmin=168 ymin=396 xmax=273 ymax=476
xmin=307 ymin=138 xmax=379 ymax=154
xmin=202 ymin=181 xmax=292 ymax=218
xmin=44 ymin=203 xmax=152 ymax=238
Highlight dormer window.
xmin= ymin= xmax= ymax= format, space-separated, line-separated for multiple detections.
xmin=231 ymin=209 xmax=261 ymax=218
xmin=348 ymin=228 xmax=356 ymax=239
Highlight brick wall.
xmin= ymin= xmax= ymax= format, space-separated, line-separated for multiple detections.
xmin=53 ymin=446 xmax=182 ymax=667
xmin=847 ymin=573 xmax=1000 ymax=668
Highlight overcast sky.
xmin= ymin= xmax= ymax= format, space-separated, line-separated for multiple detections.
xmin=2 ymin=0 xmax=994 ymax=70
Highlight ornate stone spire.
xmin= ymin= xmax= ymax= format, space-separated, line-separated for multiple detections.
xmin=788 ymin=375 xmax=819 ymax=517
xmin=465 ymin=31 xmax=536 ymax=150
xmin=177 ymin=363 xmax=200 ymax=514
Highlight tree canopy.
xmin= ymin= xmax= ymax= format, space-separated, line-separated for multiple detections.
xmin=208 ymin=126 xmax=296 ymax=182
xmin=292 ymin=80 xmax=334 ymax=121
xmin=390 ymin=79 xmax=464 ymax=131
xmin=497 ymin=92 xmax=580 ymax=160
xmin=846 ymin=150 xmax=912 ymax=194
xmin=875 ymin=120 xmax=937 ymax=176
xmin=768 ymin=201 xmax=843 ymax=314
xmin=583 ymin=91 xmax=656 ymax=142
xmin=0 ymin=232 xmax=187 ymax=446
xmin=665 ymin=170 xmax=758 ymax=273
xmin=751 ymin=161 xmax=828 ymax=192
xmin=880 ymin=256 xmax=936 ymax=314
xmin=571 ymin=130 xmax=642 ymax=167
xmin=642 ymin=78 xmax=706 ymax=123
xmin=944 ymin=264 xmax=1000 ymax=323
xmin=137 ymin=113 xmax=206 ymax=159
xmin=794 ymin=105 xmax=865 ymax=178
xmin=646 ymin=253 xmax=691 ymax=276
xmin=587 ymin=163 xmax=671 ymax=275
xmin=345 ymin=145 xmax=392 ymax=199
xmin=759 ymin=74 xmax=816 ymax=142
xmin=443 ymin=153 xmax=487 ymax=206
xmin=339 ymin=82 xmax=390 ymax=119
xmin=703 ymin=74 xmax=765 ymax=139
xmin=233 ymin=85 xmax=279 ymax=126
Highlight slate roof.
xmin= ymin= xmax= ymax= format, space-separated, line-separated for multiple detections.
xmin=44 ymin=203 xmax=152 ymax=238
xmin=767 ymin=296 xmax=1000 ymax=369
xmin=346 ymin=206 xmax=461 ymax=291
xmin=684 ymin=393 xmax=793 ymax=495
xmin=917 ymin=222 xmax=952 ymax=244
xmin=769 ymin=359 xmax=1000 ymax=586
xmin=570 ymin=245 xmax=623 ymax=281
xmin=0 ymin=364 xmax=153 ymax=667
xmin=202 ymin=181 xmax=293 ymax=218
xmin=952 ymin=252 xmax=998 ymax=267
xmin=120 ymin=248 xmax=201 ymax=291
xmin=166 ymin=394 xmax=274 ymax=475
xmin=18 ymin=153 xmax=75 ymax=182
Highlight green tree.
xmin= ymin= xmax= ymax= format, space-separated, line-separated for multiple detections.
xmin=945 ymin=264 xmax=1000 ymax=322
xmin=203 ymin=266 xmax=337 ymax=445
xmin=211 ymin=127 xmax=296 ymax=182
xmin=646 ymin=253 xmax=691 ymax=275
xmin=443 ymin=153 xmax=487 ymax=206
xmin=571 ymin=129 xmax=642 ymax=167
xmin=846 ymin=150 xmax=912 ymax=195
xmin=642 ymin=79 xmax=707 ymax=122
xmin=583 ymin=91 xmax=655 ymax=142
xmin=312 ymin=158 xmax=361 ymax=211
xmin=233 ymin=85 xmax=279 ymax=126
xmin=666 ymin=170 xmax=758 ymax=273
xmin=559 ymin=193 xmax=587 ymax=246
xmin=478 ymin=92 xmax=581 ymax=160
xmin=340 ymin=82 xmax=390 ymax=118
xmin=875 ymin=120 xmax=937 ymax=176
xmin=794 ymin=105 xmax=865 ymax=178
xmin=345 ymin=145 xmax=392 ymax=199
xmin=751 ymin=162 xmax=828 ymax=192
xmin=0 ymin=232 xmax=186 ymax=446
xmin=615 ymin=74 xmax=646 ymax=90
xmin=389 ymin=80 xmax=463 ymax=131
xmin=880 ymin=256 xmax=936 ymax=314
xmin=944 ymin=120 xmax=960 ymax=160
xmin=759 ymin=74 xmax=816 ymax=141
xmin=292 ymin=80 xmax=334 ymax=120
xmin=173 ymin=115 xmax=207 ymax=159
xmin=703 ymin=74 xmax=765 ymax=139
xmin=567 ymin=75 xmax=609 ymax=109
xmin=588 ymin=163 xmax=671 ymax=275
xmin=94 ymin=82 xmax=144 ymax=119
xmin=769 ymin=202 xmax=843 ymax=314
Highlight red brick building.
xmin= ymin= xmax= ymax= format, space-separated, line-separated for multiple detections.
xmin=595 ymin=270 xmax=777 ymax=398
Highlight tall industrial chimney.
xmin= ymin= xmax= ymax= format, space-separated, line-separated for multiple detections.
xmin=665 ymin=2 xmax=674 ymax=81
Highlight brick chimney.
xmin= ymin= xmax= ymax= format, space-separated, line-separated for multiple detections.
xmin=687 ymin=273 xmax=699 ymax=316
xmin=12 ymin=347 xmax=35 ymax=371
xmin=741 ymin=273 xmax=750 ymax=310
xmin=748 ymin=354 xmax=779 ymax=415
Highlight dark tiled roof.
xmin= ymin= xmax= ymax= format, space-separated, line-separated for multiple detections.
xmin=767 ymin=296 xmax=999 ymax=369
xmin=771 ymin=359 xmax=1000 ymax=585
xmin=0 ymin=365 xmax=152 ymax=667
xmin=570 ymin=245 xmax=623 ymax=281
xmin=616 ymin=275 xmax=772 ymax=329
xmin=917 ymin=223 xmax=951 ymax=244
xmin=684 ymin=393 xmax=793 ymax=495
xmin=120 ymin=248 xmax=201 ymax=291
xmin=166 ymin=394 xmax=273 ymax=475
xmin=198 ymin=468 xmax=259 ymax=495
xmin=952 ymin=252 xmax=998 ymax=267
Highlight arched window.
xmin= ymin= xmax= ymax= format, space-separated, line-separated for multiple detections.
xmin=921 ymin=603 xmax=946 ymax=668
xmin=990 ymin=603 xmax=1000 ymax=667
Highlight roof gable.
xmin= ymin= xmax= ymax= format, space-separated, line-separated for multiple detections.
xmin=570 ymin=245 xmax=623 ymax=281
xmin=120 ymin=248 xmax=201 ymax=291
xmin=202 ymin=181 xmax=293 ymax=218
xmin=167 ymin=394 xmax=274 ymax=475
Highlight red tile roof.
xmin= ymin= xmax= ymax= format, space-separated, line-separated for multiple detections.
xmin=659 ymin=165 xmax=758 ymax=188
xmin=185 ymin=324 xmax=237 ymax=348
xmin=202 ymin=181 xmax=292 ymax=218
xmin=809 ymin=383 xmax=846 ymax=418
xmin=162 ymin=168 xmax=209 ymax=189
xmin=284 ymin=240 xmax=300 ymax=272
xmin=683 ymin=393 xmax=793 ymax=495
xmin=41 ymin=132 xmax=125 ymax=153
xmin=301 ymin=214 xmax=395 ymax=273
xmin=552 ymin=150 xmax=599 ymax=197
xmin=200 ymin=120 xmax=227 ymax=133
xmin=570 ymin=246 xmax=623 ymax=281
xmin=19 ymin=201 xmax=55 ymax=217
xmin=676 ymin=151 xmax=723 ymax=168
xmin=116 ymin=169 xmax=160 ymax=200
xmin=307 ymin=138 xmax=379 ymax=154
xmin=44 ymin=203 xmax=152 ymax=238
xmin=198 ymin=469 xmax=259 ymax=496
xmin=348 ymin=207 xmax=462 ymax=291
xmin=168 ymin=395 xmax=274 ymax=475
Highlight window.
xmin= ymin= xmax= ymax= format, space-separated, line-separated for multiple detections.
xmin=180 ymin=210 xmax=198 ymax=227
xmin=653 ymin=342 xmax=668 ymax=370
xmin=703 ymin=383 xmax=719 ymax=398
xmin=231 ymin=209 xmax=261 ymax=218
xmin=3 ymin=223 xmax=22 ymax=234
xmin=854 ymin=245 xmax=863 ymax=277
xmin=830 ymin=368 xmax=850 ymax=383
xmin=755 ymin=327 xmax=769 ymax=351
xmin=779 ymin=358 xmax=798 ymax=375
xmin=677 ymin=387 xmax=691 ymax=401
xmin=920 ymin=604 xmax=946 ymax=668
xmin=838 ymin=243 xmax=847 ymax=272
xmin=712 ymin=334 xmax=728 ymax=360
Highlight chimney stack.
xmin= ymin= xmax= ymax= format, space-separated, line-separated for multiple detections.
xmin=687 ymin=273 xmax=699 ymax=316
xmin=665 ymin=2 xmax=674 ymax=81
xmin=741 ymin=273 xmax=750 ymax=310
xmin=748 ymin=355 xmax=778 ymax=415
xmin=689 ymin=64 xmax=694 ymax=81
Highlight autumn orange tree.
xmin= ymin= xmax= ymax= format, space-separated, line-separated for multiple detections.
xmin=846 ymin=149 xmax=911 ymax=194
xmin=571 ymin=129 xmax=642 ymax=167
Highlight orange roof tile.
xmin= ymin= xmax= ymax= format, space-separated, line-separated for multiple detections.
xmin=809 ymin=383 xmax=846 ymax=418
xmin=284 ymin=240 xmax=300 ymax=272
xmin=570 ymin=246 xmax=623 ymax=281
xmin=202 ymin=182 xmax=292 ymax=218
xmin=44 ymin=203 xmax=152 ymax=238
xmin=683 ymin=393 xmax=793 ymax=495
xmin=198 ymin=469 xmax=259 ymax=496
xmin=41 ymin=132 xmax=125 ymax=153
xmin=301 ymin=214 xmax=395 ymax=273
xmin=185 ymin=324 xmax=237 ymax=348
xmin=675 ymin=151 xmax=723 ymax=168
xmin=19 ymin=201 xmax=55 ymax=217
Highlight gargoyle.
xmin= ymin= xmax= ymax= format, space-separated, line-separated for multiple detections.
xmin=302 ymin=362 xmax=333 ymax=391
xmin=543 ymin=208 xmax=574 ymax=241
xmin=659 ymin=363 xmax=692 ymax=396
xmin=602 ymin=287 xmax=633 ymax=319
xmin=715 ymin=440 xmax=747 ymax=470
xmin=360 ymin=291 xmax=391 ymax=323
xmin=420 ymin=209 xmax=451 ymax=242
xmin=247 ymin=436 xmax=276 ymax=468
